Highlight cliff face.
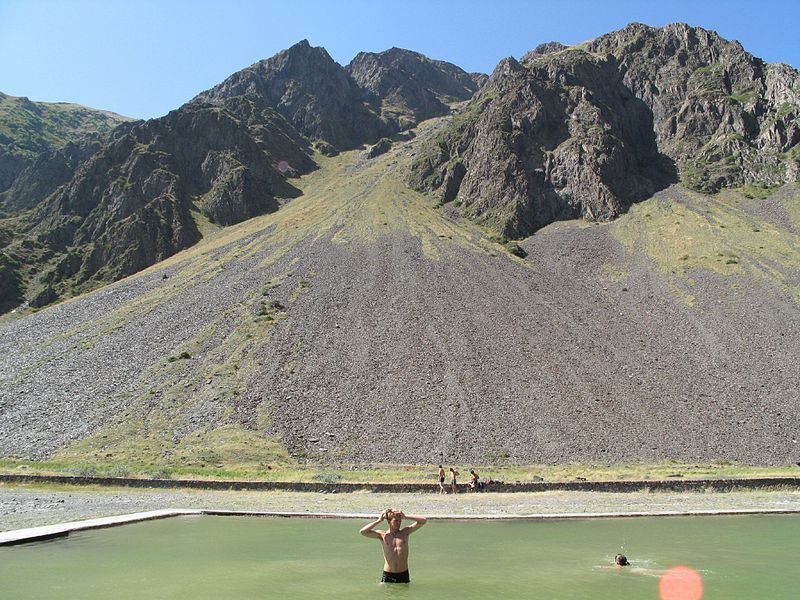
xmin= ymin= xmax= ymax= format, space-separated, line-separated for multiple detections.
xmin=411 ymin=51 xmax=672 ymax=237
xmin=410 ymin=23 xmax=800 ymax=237
xmin=0 ymin=134 xmax=107 ymax=212
xmin=195 ymin=41 xmax=484 ymax=149
xmin=586 ymin=22 xmax=800 ymax=192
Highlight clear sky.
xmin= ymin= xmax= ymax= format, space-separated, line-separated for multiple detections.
xmin=1 ymin=0 xmax=798 ymax=120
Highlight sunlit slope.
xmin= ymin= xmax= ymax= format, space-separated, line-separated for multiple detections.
xmin=0 ymin=125 xmax=797 ymax=468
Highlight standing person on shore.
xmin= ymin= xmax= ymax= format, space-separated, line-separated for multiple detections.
xmin=468 ymin=469 xmax=480 ymax=491
xmin=437 ymin=465 xmax=446 ymax=494
xmin=449 ymin=467 xmax=459 ymax=494
xmin=360 ymin=508 xmax=427 ymax=583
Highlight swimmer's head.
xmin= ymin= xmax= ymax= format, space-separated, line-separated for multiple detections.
xmin=614 ymin=554 xmax=629 ymax=566
xmin=386 ymin=509 xmax=403 ymax=529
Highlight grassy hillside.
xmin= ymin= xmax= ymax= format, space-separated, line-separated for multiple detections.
xmin=611 ymin=186 xmax=800 ymax=305
xmin=0 ymin=119 xmax=797 ymax=477
xmin=0 ymin=92 xmax=132 ymax=162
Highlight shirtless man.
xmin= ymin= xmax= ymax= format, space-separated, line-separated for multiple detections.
xmin=449 ymin=467 xmax=459 ymax=494
xmin=360 ymin=508 xmax=427 ymax=583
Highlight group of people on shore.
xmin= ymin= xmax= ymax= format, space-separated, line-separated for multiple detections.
xmin=436 ymin=465 xmax=484 ymax=493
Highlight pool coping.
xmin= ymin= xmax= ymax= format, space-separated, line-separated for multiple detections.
xmin=3 ymin=507 xmax=800 ymax=546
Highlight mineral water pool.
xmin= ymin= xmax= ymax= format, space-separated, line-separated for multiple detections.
xmin=2 ymin=513 xmax=798 ymax=599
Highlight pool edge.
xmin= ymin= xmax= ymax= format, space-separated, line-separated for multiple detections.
xmin=0 ymin=509 xmax=202 ymax=546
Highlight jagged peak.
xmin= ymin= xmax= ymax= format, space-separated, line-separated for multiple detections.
xmin=348 ymin=46 xmax=439 ymax=70
xmin=385 ymin=46 xmax=419 ymax=55
xmin=531 ymin=41 xmax=569 ymax=56
xmin=594 ymin=21 xmax=736 ymax=52
xmin=261 ymin=38 xmax=337 ymax=68
xmin=486 ymin=56 xmax=526 ymax=87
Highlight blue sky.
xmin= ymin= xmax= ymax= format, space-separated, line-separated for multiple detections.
xmin=1 ymin=0 xmax=798 ymax=120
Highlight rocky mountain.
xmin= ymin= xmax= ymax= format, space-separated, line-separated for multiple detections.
xmin=410 ymin=22 xmax=800 ymax=238
xmin=0 ymin=91 xmax=132 ymax=195
xmin=0 ymin=25 xmax=798 ymax=471
xmin=0 ymin=41 xmax=482 ymax=313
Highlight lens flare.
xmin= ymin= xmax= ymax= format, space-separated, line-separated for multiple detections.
xmin=277 ymin=160 xmax=290 ymax=173
xmin=660 ymin=565 xmax=703 ymax=600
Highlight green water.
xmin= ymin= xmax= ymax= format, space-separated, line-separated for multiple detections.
xmin=2 ymin=514 xmax=798 ymax=599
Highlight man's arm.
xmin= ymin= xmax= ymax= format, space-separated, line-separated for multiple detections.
xmin=400 ymin=513 xmax=427 ymax=534
xmin=360 ymin=510 xmax=387 ymax=539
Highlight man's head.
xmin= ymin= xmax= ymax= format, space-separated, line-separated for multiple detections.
xmin=386 ymin=509 xmax=403 ymax=531
xmin=614 ymin=554 xmax=629 ymax=566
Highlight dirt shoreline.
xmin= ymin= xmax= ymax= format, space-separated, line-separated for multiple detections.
xmin=3 ymin=483 xmax=800 ymax=533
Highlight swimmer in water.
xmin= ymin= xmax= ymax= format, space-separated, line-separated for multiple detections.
xmin=614 ymin=554 xmax=630 ymax=567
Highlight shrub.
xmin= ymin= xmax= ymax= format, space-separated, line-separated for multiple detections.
xmin=72 ymin=465 xmax=97 ymax=477
xmin=313 ymin=473 xmax=342 ymax=484
xmin=168 ymin=351 xmax=192 ymax=362
xmin=506 ymin=242 xmax=528 ymax=258
xmin=109 ymin=465 xmax=131 ymax=478
xmin=149 ymin=468 xmax=173 ymax=480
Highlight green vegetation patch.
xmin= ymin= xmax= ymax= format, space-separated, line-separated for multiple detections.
xmin=729 ymin=89 xmax=759 ymax=105
xmin=0 ymin=94 xmax=131 ymax=159
xmin=612 ymin=189 xmax=800 ymax=302
xmin=737 ymin=184 xmax=780 ymax=199
xmin=52 ymin=424 xmax=291 ymax=477
xmin=2 ymin=457 xmax=798 ymax=484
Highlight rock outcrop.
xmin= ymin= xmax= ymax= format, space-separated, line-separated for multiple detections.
xmin=410 ymin=23 xmax=800 ymax=237
xmin=410 ymin=50 xmax=673 ymax=237
xmin=0 ymin=134 xmax=107 ymax=211
xmin=586 ymin=22 xmax=800 ymax=192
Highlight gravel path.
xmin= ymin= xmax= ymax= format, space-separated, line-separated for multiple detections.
xmin=3 ymin=485 xmax=800 ymax=532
